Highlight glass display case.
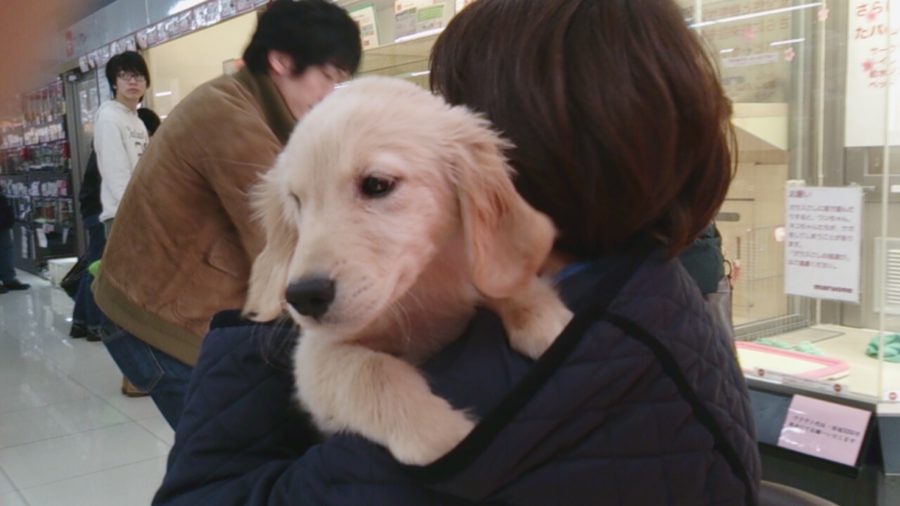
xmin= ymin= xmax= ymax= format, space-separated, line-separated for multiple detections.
xmin=675 ymin=0 xmax=899 ymax=405
xmin=673 ymin=1 xmax=899 ymax=503
xmin=339 ymin=1 xmax=900 ymax=402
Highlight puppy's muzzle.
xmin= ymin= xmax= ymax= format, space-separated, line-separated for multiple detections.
xmin=286 ymin=276 xmax=336 ymax=320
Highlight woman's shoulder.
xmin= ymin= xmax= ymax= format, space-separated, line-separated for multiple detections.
xmin=198 ymin=310 xmax=296 ymax=369
xmin=411 ymin=253 xmax=755 ymax=503
xmin=180 ymin=311 xmax=310 ymax=448
xmin=609 ymin=254 xmax=728 ymax=352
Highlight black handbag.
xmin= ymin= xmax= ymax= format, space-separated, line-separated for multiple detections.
xmin=60 ymin=254 xmax=91 ymax=299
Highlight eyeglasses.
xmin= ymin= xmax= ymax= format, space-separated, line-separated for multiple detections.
xmin=117 ymin=72 xmax=147 ymax=84
xmin=322 ymin=66 xmax=350 ymax=85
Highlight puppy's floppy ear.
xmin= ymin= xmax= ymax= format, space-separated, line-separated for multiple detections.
xmin=243 ymin=167 xmax=299 ymax=321
xmin=448 ymin=107 xmax=557 ymax=299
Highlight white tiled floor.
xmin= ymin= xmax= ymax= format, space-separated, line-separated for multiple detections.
xmin=0 ymin=271 xmax=172 ymax=506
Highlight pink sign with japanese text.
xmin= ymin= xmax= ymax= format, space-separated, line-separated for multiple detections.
xmin=778 ymin=395 xmax=871 ymax=466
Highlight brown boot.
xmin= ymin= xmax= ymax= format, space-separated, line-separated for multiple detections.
xmin=121 ymin=377 xmax=149 ymax=398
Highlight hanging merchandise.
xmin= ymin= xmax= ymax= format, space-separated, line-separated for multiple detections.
xmin=145 ymin=26 xmax=159 ymax=47
xmin=136 ymin=29 xmax=149 ymax=49
xmin=236 ymin=0 xmax=254 ymax=13
xmin=156 ymin=20 xmax=171 ymax=44
xmin=220 ymin=0 xmax=237 ymax=18
xmin=208 ymin=1 xmax=224 ymax=25
xmin=164 ymin=17 xmax=180 ymax=40
xmin=97 ymin=45 xmax=111 ymax=67
xmin=76 ymin=0 xmax=268 ymax=61
xmin=194 ymin=2 xmax=221 ymax=28
xmin=124 ymin=35 xmax=137 ymax=52
xmin=176 ymin=11 xmax=195 ymax=36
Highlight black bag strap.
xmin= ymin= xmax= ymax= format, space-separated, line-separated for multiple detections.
xmin=414 ymin=247 xmax=652 ymax=482
xmin=414 ymin=241 xmax=755 ymax=506
xmin=603 ymin=315 xmax=755 ymax=506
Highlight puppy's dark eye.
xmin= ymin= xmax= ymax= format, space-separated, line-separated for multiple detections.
xmin=360 ymin=176 xmax=396 ymax=198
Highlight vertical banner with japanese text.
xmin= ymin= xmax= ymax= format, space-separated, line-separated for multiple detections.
xmin=845 ymin=0 xmax=900 ymax=146
xmin=784 ymin=186 xmax=863 ymax=303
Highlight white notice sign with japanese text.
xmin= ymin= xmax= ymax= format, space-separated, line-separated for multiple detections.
xmin=784 ymin=186 xmax=863 ymax=303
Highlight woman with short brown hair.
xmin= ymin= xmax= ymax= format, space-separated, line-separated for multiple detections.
xmin=431 ymin=0 xmax=734 ymax=259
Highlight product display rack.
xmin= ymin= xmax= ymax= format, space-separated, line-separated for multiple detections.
xmin=0 ymin=78 xmax=77 ymax=275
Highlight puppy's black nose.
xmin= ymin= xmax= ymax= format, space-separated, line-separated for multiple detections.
xmin=286 ymin=277 xmax=336 ymax=319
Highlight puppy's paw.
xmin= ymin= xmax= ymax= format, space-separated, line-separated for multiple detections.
xmin=506 ymin=301 xmax=572 ymax=358
xmin=242 ymin=293 xmax=285 ymax=322
xmin=495 ymin=279 xmax=573 ymax=359
xmin=388 ymin=409 xmax=476 ymax=466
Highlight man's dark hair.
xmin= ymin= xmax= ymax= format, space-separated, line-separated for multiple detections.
xmin=431 ymin=0 xmax=735 ymax=258
xmin=105 ymin=51 xmax=150 ymax=97
xmin=242 ymin=0 xmax=361 ymax=76
xmin=137 ymin=107 xmax=161 ymax=136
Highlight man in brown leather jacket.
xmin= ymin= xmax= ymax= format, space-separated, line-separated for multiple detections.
xmin=93 ymin=0 xmax=361 ymax=427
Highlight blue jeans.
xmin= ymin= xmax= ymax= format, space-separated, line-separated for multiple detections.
xmin=72 ymin=215 xmax=107 ymax=332
xmin=102 ymin=328 xmax=193 ymax=428
xmin=0 ymin=227 xmax=16 ymax=283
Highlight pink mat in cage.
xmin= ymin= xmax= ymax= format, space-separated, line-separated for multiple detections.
xmin=735 ymin=341 xmax=850 ymax=380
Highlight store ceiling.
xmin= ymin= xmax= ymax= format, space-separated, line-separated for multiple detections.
xmin=63 ymin=0 xmax=118 ymax=28
xmin=25 ymin=1 xmax=118 ymax=30
xmin=83 ymin=0 xmax=119 ymax=15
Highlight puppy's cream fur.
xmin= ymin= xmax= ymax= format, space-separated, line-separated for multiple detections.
xmin=244 ymin=76 xmax=572 ymax=465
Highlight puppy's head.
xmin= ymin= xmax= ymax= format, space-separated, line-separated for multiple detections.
xmin=243 ymin=76 xmax=555 ymax=338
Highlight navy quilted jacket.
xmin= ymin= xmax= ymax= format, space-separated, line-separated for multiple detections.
xmin=154 ymin=250 xmax=760 ymax=505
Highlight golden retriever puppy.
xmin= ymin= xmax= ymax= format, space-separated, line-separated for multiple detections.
xmin=243 ymin=76 xmax=572 ymax=465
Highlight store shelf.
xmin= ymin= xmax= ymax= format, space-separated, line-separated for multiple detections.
xmin=1 ymin=138 xmax=68 ymax=150
xmin=0 ymin=79 xmax=77 ymax=276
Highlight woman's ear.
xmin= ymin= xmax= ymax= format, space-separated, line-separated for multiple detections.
xmin=448 ymin=107 xmax=557 ymax=299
